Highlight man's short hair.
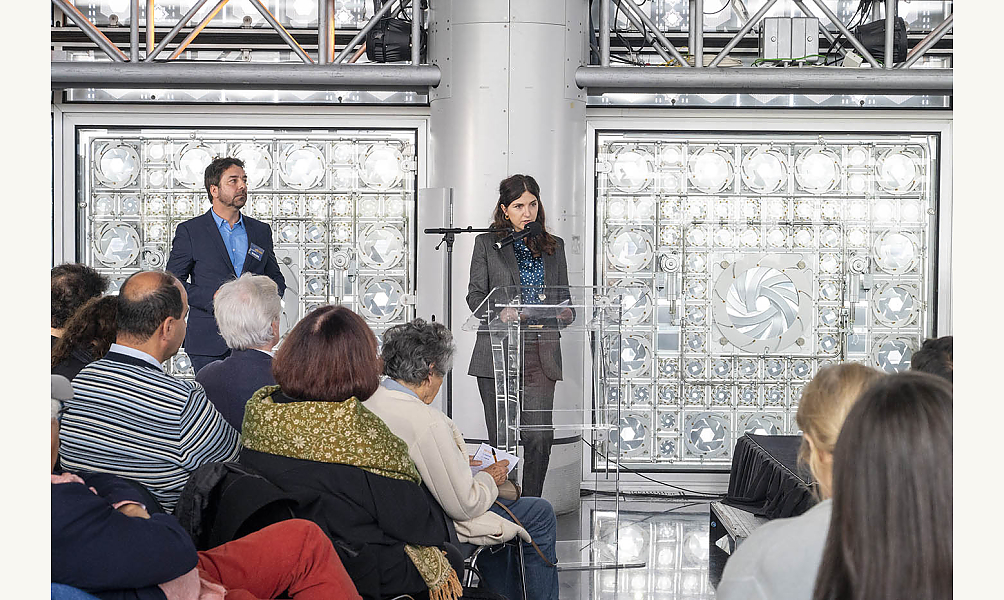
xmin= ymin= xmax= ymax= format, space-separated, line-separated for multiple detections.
xmin=116 ymin=271 xmax=184 ymax=341
xmin=204 ymin=156 xmax=245 ymax=202
xmin=51 ymin=263 xmax=109 ymax=328
xmin=213 ymin=274 xmax=281 ymax=351
xmin=910 ymin=336 xmax=953 ymax=383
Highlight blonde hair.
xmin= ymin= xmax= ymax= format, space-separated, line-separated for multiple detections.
xmin=796 ymin=363 xmax=884 ymax=498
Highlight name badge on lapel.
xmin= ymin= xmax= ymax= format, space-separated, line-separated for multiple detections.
xmin=248 ymin=243 xmax=265 ymax=262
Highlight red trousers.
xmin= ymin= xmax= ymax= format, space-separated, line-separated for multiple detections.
xmin=196 ymin=519 xmax=361 ymax=600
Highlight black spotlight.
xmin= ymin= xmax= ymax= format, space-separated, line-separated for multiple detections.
xmin=365 ymin=1 xmax=427 ymax=63
xmin=853 ymin=17 xmax=908 ymax=64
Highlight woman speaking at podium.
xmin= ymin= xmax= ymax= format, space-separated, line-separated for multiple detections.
xmin=466 ymin=174 xmax=570 ymax=499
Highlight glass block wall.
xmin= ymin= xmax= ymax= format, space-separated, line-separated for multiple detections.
xmin=595 ymin=131 xmax=939 ymax=470
xmin=77 ymin=128 xmax=418 ymax=377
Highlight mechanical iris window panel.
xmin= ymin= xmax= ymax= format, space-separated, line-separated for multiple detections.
xmin=78 ymin=128 xmax=418 ymax=378
xmin=595 ymin=132 xmax=937 ymax=470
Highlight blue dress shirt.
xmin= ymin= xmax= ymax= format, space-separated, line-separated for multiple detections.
xmin=211 ymin=210 xmax=248 ymax=276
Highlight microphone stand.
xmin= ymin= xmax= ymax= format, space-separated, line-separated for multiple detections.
xmin=423 ymin=226 xmax=501 ymax=417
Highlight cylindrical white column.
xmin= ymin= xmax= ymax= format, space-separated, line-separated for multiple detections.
xmin=428 ymin=0 xmax=587 ymax=512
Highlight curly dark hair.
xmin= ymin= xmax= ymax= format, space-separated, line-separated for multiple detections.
xmin=490 ymin=174 xmax=558 ymax=257
xmin=51 ymin=263 xmax=109 ymax=329
xmin=52 ymin=295 xmax=118 ymax=368
xmin=910 ymin=336 xmax=952 ymax=383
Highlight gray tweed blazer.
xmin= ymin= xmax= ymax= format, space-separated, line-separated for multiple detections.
xmin=465 ymin=232 xmax=569 ymax=380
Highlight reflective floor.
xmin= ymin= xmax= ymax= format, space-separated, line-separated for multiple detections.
xmin=555 ymin=498 xmax=722 ymax=599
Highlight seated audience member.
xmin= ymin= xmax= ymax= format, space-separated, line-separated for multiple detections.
xmin=52 ymin=263 xmax=109 ymax=345
xmin=239 ymin=306 xmax=462 ymax=600
xmin=59 ymin=271 xmax=240 ymax=513
xmin=196 ymin=273 xmax=281 ymax=432
xmin=50 ymin=376 xmax=362 ymax=600
xmin=813 ymin=372 xmax=952 ymax=600
xmin=910 ymin=335 xmax=953 ymax=382
xmin=367 ymin=318 xmax=559 ymax=600
xmin=716 ymin=363 xmax=883 ymax=600
xmin=52 ymin=296 xmax=118 ymax=381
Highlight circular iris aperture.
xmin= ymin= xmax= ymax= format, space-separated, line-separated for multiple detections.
xmin=94 ymin=143 xmax=141 ymax=189
xmin=794 ymin=147 xmax=840 ymax=194
xmin=608 ymin=148 xmax=656 ymax=193
xmin=614 ymin=281 xmax=653 ymax=326
xmin=741 ymin=148 xmax=788 ymax=194
xmin=607 ymin=335 xmax=651 ymax=377
xmin=686 ymin=413 xmax=728 ymax=455
xmin=688 ymin=148 xmax=735 ymax=194
xmin=359 ymin=144 xmax=404 ymax=190
xmin=873 ymin=283 xmax=917 ymax=327
xmin=874 ymin=337 xmax=914 ymax=373
xmin=232 ymin=143 xmax=273 ymax=190
xmin=873 ymin=230 xmax=919 ymax=274
xmin=606 ymin=229 xmax=654 ymax=272
xmin=93 ymin=222 xmax=141 ymax=268
xmin=876 ymin=148 xmax=921 ymax=194
xmin=361 ymin=280 xmax=404 ymax=321
xmin=359 ymin=226 xmax=405 ymax=269
xmin=174 ymin=144 xmax=215 ymax=190
xmin=278 ymin=144 xmax=326 ymax=189
xmin=610 ymin=416 xmax=647 ymax=455
xmin=725 ymin=267 xmax=799 ymax=342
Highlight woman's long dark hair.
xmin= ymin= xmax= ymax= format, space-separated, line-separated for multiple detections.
xmin=812 ymin=372 xmax=953 ymax=600
xmin=51 ymin=295 xmax=118 ymax=368
xmin=490 ymin=174 xmax=558 ymax=257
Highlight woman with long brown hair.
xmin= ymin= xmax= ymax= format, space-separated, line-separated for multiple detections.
xmin=466 ymin=174 xmax=570 ymax=499
xmin=813 ymin=372 xmax=952 ymax=600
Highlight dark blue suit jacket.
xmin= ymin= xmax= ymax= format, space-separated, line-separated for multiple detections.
xmin=195 ymin=348 xmax=276 ymax=432
xmin=51 ymin=472 xmax=198 ymax=600
xmin=167 ymin=210 xmax=286 ymax=357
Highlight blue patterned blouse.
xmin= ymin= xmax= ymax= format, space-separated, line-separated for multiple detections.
xmin=513 ymin=238 xmax=545 ymax=303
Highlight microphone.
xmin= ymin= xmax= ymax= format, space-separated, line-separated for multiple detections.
xmin=494 ymin=221 xmax=542 ymax=250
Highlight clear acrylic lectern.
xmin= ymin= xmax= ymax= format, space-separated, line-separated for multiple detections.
xmin=463 ymin=284 xmax=649 ymax=572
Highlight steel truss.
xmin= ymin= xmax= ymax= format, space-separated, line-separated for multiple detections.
xmin=51 ymin=0 xmax=951 ymax=96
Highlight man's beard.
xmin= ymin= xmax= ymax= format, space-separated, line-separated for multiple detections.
xmin=222 ymin=194 xmax=247 ymax=209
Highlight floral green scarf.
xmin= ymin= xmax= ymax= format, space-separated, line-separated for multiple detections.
xmin=242 ymin=386 xmax=462 ymax=600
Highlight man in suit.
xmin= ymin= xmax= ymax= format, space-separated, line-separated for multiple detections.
xmin=167 ymin=156 xmax=285 ymax=374
xmin=196 ymin=273 xmax=280 ymax=432
xmin=58 ymin=271 xmax=241 ymax=513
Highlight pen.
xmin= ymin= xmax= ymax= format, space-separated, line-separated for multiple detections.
xmin=491 ymin=448 xmax=498 ymax=464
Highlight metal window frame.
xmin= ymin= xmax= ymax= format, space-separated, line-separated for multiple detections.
xmin=52 ymin=103 xmax=430 ymax=265
xmin=581 ymin=108 xmax=951 ymax=488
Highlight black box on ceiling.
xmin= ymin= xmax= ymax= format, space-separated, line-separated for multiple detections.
xmin=853 ymin=17 xmax=908 ymax=64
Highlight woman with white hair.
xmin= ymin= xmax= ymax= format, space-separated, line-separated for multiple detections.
xmin=366 ymin=318 xmax=559 ymax=600
xmin=196 ymin=273 xmax=282 ymax=432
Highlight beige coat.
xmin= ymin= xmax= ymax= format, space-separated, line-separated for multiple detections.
xmin=365 ymin=384 xmax=529 ymax=546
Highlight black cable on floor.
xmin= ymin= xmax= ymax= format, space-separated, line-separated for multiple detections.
xmin=579 ymin=436 xmax=725 ymax=499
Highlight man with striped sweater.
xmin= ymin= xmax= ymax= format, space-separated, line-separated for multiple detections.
xmin=59 ymin=270 xmax=241 ymax=513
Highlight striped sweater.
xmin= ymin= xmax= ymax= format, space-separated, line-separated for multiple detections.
xmin=58 ymin=352 xmax=241 ymax=513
